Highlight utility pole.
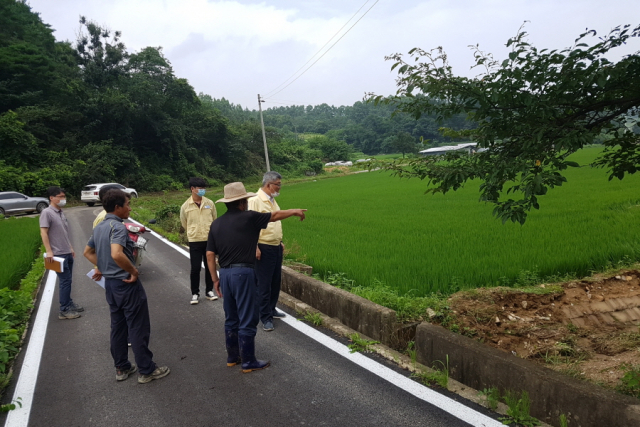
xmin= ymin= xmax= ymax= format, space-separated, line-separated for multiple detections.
xmin=258 ymin=94 xmax=270 ymax=172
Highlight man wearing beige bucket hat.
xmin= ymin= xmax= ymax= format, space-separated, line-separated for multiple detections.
xmin=206 ymin=182 xmax=307 ymax=373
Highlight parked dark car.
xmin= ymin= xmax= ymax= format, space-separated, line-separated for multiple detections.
xmin=0 ymin=192 xmax=49 ymax=216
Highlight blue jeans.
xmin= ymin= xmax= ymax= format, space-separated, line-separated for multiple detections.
xmin=56 ymin=253 xmax=74 ymax=311
xmin=220 ymin=267 xmax=259 ymax=337
xmin=256 ymin=244 xmax=283 ymax=323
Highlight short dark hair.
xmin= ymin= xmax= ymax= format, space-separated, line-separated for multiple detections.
xmin=225 ymin=198 xmax=248 ymax=211
xmin=47 ymin=186 xmax=65 ymax=200
xmin=189 ymin=177 xmax=206 ymax=188
xmin=103 ymin=189 xmax=127 ymax=213
xmin=99 ymin=185 xmax=120 ymax=202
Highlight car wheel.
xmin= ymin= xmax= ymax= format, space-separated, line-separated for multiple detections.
xmin=87 ymin=202 xmax=95 ymax=207
xmin=131 ymin=192 xmax=138 ymax=199
xmin=36 ymin=202 xmax=47 ymax=213
xmin=0 ymin=207 xmax=4 ymax=216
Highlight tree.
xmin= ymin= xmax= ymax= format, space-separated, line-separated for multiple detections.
xmin=391 ymin=131 xmax=418 ymax=158
xmin=308 ymin=135 xmax=352 ymax=162
xmin=370 ymin=24 xmax=640 ymax=224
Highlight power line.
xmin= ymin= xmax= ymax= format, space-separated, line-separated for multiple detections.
xmin=264 ymin=0 xmax=374 ymax=98
xmin=263 ymin=0 xmax=379 ymax=100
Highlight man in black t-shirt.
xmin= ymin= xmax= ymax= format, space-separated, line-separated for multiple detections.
xmin=206 ymin=182 xmax=306 ymax=373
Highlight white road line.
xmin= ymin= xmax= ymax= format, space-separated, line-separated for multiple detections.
xmin=141 ymin=219 xmax=503 ymax=427
xmin=8 ymin=217 xmax=501 ymax=427
xmin=281 ymin=315 xmax=502 ymax=427
xmin=127 ymin=219 xmax=190 ymax=258
xmin=5 ymin=272 xmax=56 ymax=427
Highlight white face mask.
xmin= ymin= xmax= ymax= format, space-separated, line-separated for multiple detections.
xmin=58 ymin=199 xmax=67 ymax=207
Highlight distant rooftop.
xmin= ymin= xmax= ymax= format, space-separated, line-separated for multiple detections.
xmin=419 ymin=143 xmax=477 ymax=154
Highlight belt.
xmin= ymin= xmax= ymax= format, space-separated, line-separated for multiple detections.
xmin=222 ymin=263 xmax=255 ymax=269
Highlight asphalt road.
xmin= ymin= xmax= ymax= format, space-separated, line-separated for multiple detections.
xmin=1 ymin=206 xmax=499 ymax=427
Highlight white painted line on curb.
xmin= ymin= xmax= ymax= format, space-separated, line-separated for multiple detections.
xmin=5 ymin=271 xmax=56 ymax=427
xmin=145 ymin=222 xmax=502 ymax=427
xmin=281 ymin=315 xmax=502 ymax=427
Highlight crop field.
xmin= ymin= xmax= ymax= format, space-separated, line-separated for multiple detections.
xmin=276 ymin=146 xmax=640 ymax=295
xmin=0 ymin=218 xmax=41 ymax=289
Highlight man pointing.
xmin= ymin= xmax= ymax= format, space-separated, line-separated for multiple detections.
xmin=206 ymin=182 xmax=306 ymax=373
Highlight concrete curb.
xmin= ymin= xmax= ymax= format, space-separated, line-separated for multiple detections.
xmin=277 ymin=294 xmax=501 ymax=412
xmin=279 ymin=266 xmax=640 ymax=427
xmin=278 ymin=291 xmax=549 ymax=426
xmin=416 ymin=323 xmax=640 ymax=427
xmin=281 ymin=266 xmax=397 ymax=347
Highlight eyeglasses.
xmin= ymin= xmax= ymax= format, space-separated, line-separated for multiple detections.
xmin=271 ymin=183 xmax=281 ymax=187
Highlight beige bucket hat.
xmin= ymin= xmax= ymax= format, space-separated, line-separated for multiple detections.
xmin=215 ymin=182 xmax=256 ymax=203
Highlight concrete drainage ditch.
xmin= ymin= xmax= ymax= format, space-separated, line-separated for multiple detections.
xmin=280 ymin=265 xmax=640 ymax=427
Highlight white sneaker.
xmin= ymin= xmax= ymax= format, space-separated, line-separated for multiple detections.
xmin=206 ymin=291 xmax=219 ymax=301
xmin=190 ymin=294 xmax=199 ymax=305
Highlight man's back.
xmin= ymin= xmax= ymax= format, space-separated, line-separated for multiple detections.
xmin=90 ymin=215 xmax=134 ymax=280
xmin=207 ymin=209 xmax=270 ymax=268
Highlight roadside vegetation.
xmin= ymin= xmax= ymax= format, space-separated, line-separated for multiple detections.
xmin=0 ymin=218 xmax=41 ymax=289
xmin=0 ymin=218 xmax=45 ymax=403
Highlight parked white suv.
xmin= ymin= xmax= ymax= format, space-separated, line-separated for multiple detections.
xmin=81 ymin=183 xmax=138 ymax=206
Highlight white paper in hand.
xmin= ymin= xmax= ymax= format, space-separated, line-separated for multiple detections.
xmin=86 ymin=269 xmax=106 ymax=289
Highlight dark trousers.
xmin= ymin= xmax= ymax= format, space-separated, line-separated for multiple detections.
xmin=105 ymin=278 xmax=156 ymax=375
xmin=220 ymin=267 xmax=259 ymax=337
xmin=189 ymin=241 xmax=213 ymax=296
xmin=256 ymin=243 xmax=283 ymax=323
xmin=56 ymin=253 xmax=74 ymax=311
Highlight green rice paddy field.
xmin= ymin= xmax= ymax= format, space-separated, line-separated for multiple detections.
xmin=0 ymin=218 xmax=41 ymax=289
xmin=275 ymin=147 xmax=640 ymax=295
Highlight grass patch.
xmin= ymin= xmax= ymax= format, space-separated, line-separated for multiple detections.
xmin=0 ymin=218 xmax=41 ymax=289
xmin=314 ymin=272 xmax=448 ymax=322
xmin=0 ymin=245 xmax=45 ymax=402
xmin=302 ymin=311 xmax=323 ymax=326
xmin=500 ymin=390 xmax=540 ymax=427
xmin=347 ymin=333 xmax=379 ymax=353
xmin=412 ymin=356 xmax=449 ymax=389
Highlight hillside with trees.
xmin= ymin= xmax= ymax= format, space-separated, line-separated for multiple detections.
xmin=0 ymin=0 xmax=473 ymax=197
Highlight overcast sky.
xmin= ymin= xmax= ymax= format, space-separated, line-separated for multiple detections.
xmin=27 ymin=0 xmax=639 ymax=110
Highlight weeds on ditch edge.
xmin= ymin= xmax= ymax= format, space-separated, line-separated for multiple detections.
xmin=347 ymin=333 xmax=379 ymax=353
xmin=500 ymin=390 xmax=540 ymax=427
xmin=302 ymin=311 xmax=323 ymax=326
xmin=559 ymin=413 xmax=569 ymax=427
xmin=412 ymin=355 xmax=449 ymax=389
xmin=617 ymin=364 xmax=640 ymax=398
xmin=478 ymin=387 xmax=500 ymax=411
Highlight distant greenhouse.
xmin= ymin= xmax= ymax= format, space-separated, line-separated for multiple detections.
xmin=419 ymin=143 xmax=484 ymax=156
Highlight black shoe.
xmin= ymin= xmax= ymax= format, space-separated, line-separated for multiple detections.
xmin=69 ymin=302 xmax=84 ymax=312
xmin=272 ymin=309 xmax=286 ymax=319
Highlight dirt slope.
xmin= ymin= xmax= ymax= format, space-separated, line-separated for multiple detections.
xmin=441 ymin=270 xmax=640 ymax=391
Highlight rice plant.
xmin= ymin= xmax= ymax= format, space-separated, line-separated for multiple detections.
xmin=278 ymin=147 xmax=640 ymax=295
xmin=0 ymin=218 xmax=41 ymax=290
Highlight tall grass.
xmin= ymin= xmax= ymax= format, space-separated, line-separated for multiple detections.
xmin=0 ymin=218 xmax=41 ymax=290
xmin=278 ymin=147 xmax=640 ymax=295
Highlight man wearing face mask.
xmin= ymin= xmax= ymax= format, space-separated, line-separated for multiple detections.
xmin=248 ymin=171 xmax=286 ymax=332
xmin=180 ymin=177 xmax=218 ymax=305
xmin=40 ymin=186 xmax=83 ymax=319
